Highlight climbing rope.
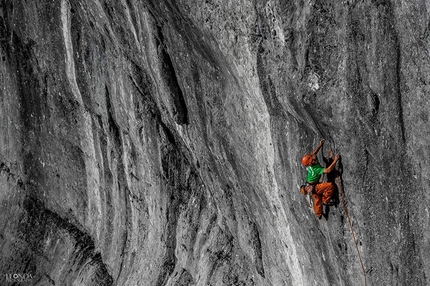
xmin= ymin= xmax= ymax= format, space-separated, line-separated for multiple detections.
xmin=336 ymin=176 xmax=367 ymax=286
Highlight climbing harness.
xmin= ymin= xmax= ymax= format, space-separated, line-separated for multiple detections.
xmin=300 ymin=183 xmax=315 ymax=209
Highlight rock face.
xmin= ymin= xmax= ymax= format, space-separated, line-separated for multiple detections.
xmin=0 ymin=0 xmax=429 ymax=285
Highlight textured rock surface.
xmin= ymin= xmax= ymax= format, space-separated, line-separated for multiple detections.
xmin=1 ymin=0 xmax=429 ymax=285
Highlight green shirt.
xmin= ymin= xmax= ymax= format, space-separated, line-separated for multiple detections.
xmin=306 ymin=163 xmax=325 ymax=183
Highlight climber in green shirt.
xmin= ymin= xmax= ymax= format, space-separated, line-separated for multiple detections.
xmin=306 ymin=162 xmax=326 ymax=184
xmin=301 ymin=139 xmax=340 ymax=219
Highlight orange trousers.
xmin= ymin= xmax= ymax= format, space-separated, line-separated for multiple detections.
xmin=312 ymin=182 xmax=335 ymax=217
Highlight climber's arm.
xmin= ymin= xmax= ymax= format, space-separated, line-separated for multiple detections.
xmin=311 ymin=139 xmax=325 ymax=155
xmin=324 ymin=155 xmax=340 ymax=173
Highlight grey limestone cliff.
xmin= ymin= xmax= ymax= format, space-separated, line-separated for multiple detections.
xmin=1 ymin=0 xmax=429 ymax=285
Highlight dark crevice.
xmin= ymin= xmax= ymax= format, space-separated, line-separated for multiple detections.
xmin=155 ymin=25 xmax=189 ymax=125
xmin=129 ymin=60 xmax=162 ymax=122
xmin=145 ymin=0 xmax=220 ymax=68
xmin=369 ymin=90 xmax=380 ymax=116
xmin=159 ymin=121 xmax=176 ymax=146
xmin=129 ymin=59 xmax=180 ymax=150
xmin=129 ymin=56 xmax=195 ymax=165
xmin=105 ymin=85 xmax=122 ymax=147
xmin=250 ymin=221 xmax=265 ymax=277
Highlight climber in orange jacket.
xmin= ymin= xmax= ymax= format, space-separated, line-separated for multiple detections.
xmin=301 ymin=139 xmax=340 ymax=219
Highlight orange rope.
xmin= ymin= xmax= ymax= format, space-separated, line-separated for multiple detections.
xmin=336 ymin=176 xmax=367 ymax=286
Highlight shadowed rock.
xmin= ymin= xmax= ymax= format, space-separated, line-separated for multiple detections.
xmin=0 ymin=0 xmax=429 ymax=285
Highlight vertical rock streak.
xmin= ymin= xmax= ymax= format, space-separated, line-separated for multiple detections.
xmin=0 ymin=1 xmax=429 ymax=286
